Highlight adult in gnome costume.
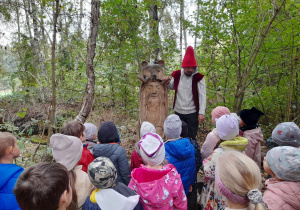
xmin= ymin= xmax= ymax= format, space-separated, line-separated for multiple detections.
xmin=166 ymin=46 xmax=206 ymax=140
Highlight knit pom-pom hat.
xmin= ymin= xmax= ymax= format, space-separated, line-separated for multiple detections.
xmin=182 ymin=46 xmax=197 ymax=68
xmin=211 ymin=106 xmax=231 ymax=124
xmin=239 ymin=107 xmax=264 ymax=126
xmin=97 ymin=121 xmax=120 ymax=144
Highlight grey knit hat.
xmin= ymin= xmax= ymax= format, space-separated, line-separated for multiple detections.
xmin=266 ymin=146 xmax=300 ymax=181
xmin=164 ymin=114 xmax=182 ymax=139
xmin=50 ymin=133 xmax=83 ymax=171
xmin=88 ymin=157 xmax=117 ymax=189
xmin=84 ymin=123 xmax=97 ymax=141
xmin=272 ymin=122 xmax=300 ymax=147
xmin=140 ymin=121 xmax=156 ymax=138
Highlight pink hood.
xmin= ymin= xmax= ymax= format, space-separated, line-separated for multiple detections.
xmin=263 ymin=179 xmax=300 ymax=210
xmin=129 ymin=164 xmax=187 ymax=210
xmin=242 ymin=127 xmax=263 ymax=166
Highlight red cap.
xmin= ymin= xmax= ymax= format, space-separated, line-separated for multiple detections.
xmin=182 ymin=46 xmax=197 ymax=68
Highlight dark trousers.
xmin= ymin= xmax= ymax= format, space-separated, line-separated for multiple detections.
xmin=187 ymin=182 xmax=198 ymax=210
xmin=175 ymin=112 xmax=199 ymax=140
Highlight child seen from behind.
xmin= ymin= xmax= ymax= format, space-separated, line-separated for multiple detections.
xmin=201 ymin=106 xmax=231 ymax=159
xmin=239 ymin=107 xmax=264 ymax=166
xmin=50 ymin=133 xmax=94 ymax=209
xmin=83 ymin=157 xmax=143 ymax=210
xmin=14 ymin=162 xmax=72 ymax=210
xmin=216 ymin=151 xmax=266 ymax=210
xmin=200 ymin=114 xmax=248 ymax=210
xmin=263 ymin=146 xmax=300 ymax=210
xmin=84 ymin=123 xmax=98 ymax=152
xmin=130 ymin=121 xmax=156 ymax=171
xmin=129 ymin=133 xmax=187 ymax=210
xmin=61 ymin=121 xmax=94 ymax=172
xmin=0 ymin=132 xmax=23 ymax=210
xmin=93 ymin=121 xmax=131 ymax=185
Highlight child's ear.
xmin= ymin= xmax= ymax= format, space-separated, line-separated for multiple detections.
xmin=58 ymin=190 xmax=69 ymax=208
xmin=7 ymin=146 xmax=14 ymax=154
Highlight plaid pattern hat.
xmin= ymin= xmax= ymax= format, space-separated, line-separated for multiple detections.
xmin=88 ymin=157 xmax=117 ymax=189
xmin=266 ymin=146 xmax=300 ymax=181
xmin=272 ymin=122 xmax=300 ymax=147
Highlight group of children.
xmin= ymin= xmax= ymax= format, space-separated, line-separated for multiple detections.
xmin=0 ymin=106 xmax=299 ymax=210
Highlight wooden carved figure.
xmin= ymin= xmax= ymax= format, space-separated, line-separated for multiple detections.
xmin=138 ymin=61 xmax=170 ymax=138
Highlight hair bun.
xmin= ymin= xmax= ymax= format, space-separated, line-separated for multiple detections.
xmin=247 ymin=189 xmax=265 ymax=205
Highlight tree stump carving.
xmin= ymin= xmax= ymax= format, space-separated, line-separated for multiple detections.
xmin=138 ymin=60 xmax=170 ymax=138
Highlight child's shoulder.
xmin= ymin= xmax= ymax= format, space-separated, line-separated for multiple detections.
xmin=0 ymin=163 xmax=24 ymax=172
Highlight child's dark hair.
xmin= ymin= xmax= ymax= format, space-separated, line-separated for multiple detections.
xmin=0 ymin=132 xmax=17 ymax=159
xmin=14 ymin=162 xmax=70 ymax=210
xmin=61 ymin=121 xmax=85 ymax=138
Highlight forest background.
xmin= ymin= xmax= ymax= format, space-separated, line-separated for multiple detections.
xmin=0 ymin=0 xmax=299 ymax=167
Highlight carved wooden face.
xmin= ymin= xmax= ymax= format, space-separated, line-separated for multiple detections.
xmin=144 ymin=81 xmax=163 ymax=101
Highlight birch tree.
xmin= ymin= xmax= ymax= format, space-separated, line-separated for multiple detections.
xmin=75 ymin=0 xmax=100 ymax=122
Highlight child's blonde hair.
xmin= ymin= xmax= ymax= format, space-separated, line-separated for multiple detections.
xmin=0 ymin=132 xmax=17 ymax=159
xmin=217 ymin=151 xmax=266 ymax=210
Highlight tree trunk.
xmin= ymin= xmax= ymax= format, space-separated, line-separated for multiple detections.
xmin=179 ymin=0 xmax=183 ymax=61
xmin=182 ymin=0 xmax=187 ymax=49
xmin=75 ymin=0 xmax=100 ymax=122
xmin=48 ymin=0 xmax=60 ymax=139
xmin=286 ymin=27 xmax=294 ymax=121
xmin=194 ymin=0 xmax=200 ymax=49
xmin=149 ymin=3 xmax=159 ymax=62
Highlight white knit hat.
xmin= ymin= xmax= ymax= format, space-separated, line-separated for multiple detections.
xmin=139 ymin=133 xmax=165 ymax=166
xmin=50 ymin=133 xmax=83 ymax=171
xmin=164 ymin=114 xmax=182 ymax=139
xmin=84 ymin=123 xmax=97 ymax=140
xmin=216 ymin=115 xmax=239 ymax=140
xmin=140 ymin=121 xmax=156 ymax=138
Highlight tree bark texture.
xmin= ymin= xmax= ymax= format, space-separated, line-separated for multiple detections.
xmin=48 ymin=0 xmax=60 ymax=139
xmin=75 ymin=0 xmax=100 ymax=123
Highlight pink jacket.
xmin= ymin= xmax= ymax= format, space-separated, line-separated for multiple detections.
xmin=129 ymin=164 xmax=187 ymax=210
xmin=263 ymin=179 xmax=300 ymax=210
xmin=242 ymin=127 xmax=263 ymax=166
xmin=201 ymin=128 xmax=220 ymax=159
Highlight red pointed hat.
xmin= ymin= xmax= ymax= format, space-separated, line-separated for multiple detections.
xmin=182 ymin=46 xmax=197 ymax=68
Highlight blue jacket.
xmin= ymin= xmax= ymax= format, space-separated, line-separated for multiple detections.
xmin=0 ymin=164 xmax=24 ymax=210
xmin=93 ymin=144 xmax=131 ymax=185
xmin=164 ymin=138 xmax=196 ymax=194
